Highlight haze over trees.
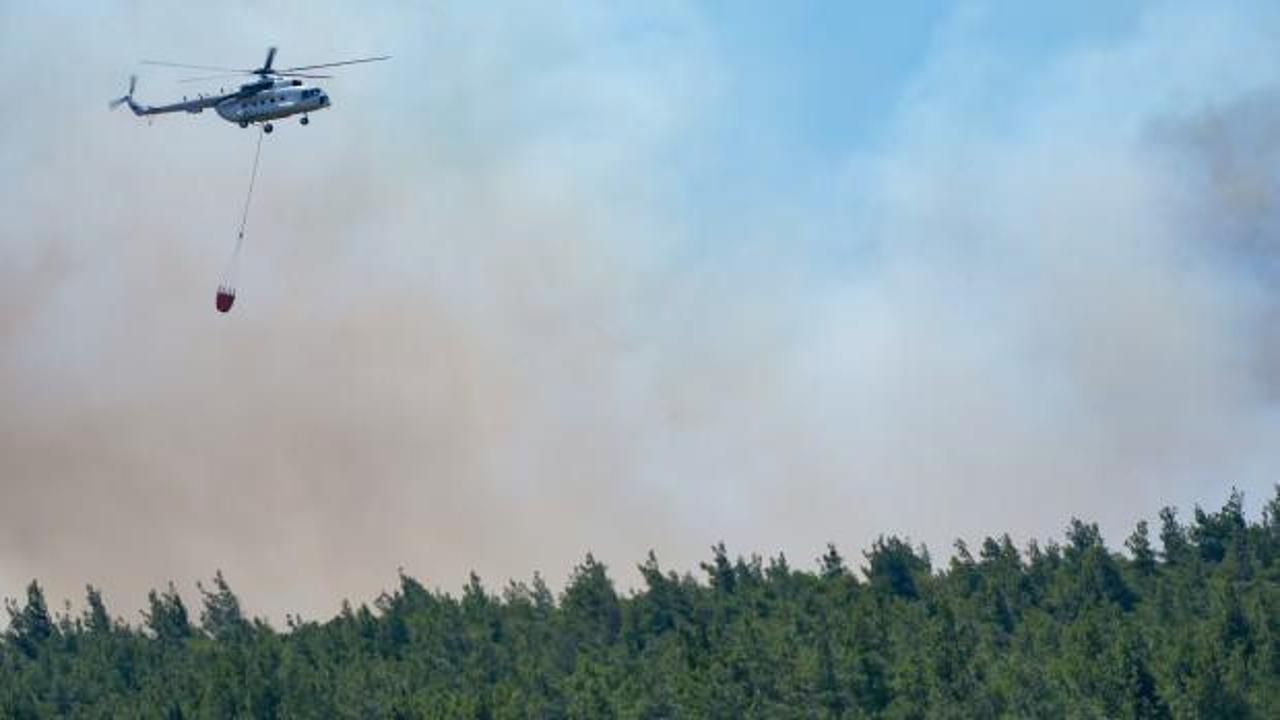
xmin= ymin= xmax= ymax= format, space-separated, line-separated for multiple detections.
xmin=4 ymin=488 xmax=1279 ymax=718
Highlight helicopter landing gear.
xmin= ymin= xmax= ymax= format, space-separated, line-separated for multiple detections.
xmin=300 ymin=115 xmax=309 ymax=126
xmin=239 ymin=121 xmax=248 ymax=128
xmin=263 ymin=123 xmax=274 ymax=134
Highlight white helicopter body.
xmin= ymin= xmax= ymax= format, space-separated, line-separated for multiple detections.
xmin=111 ymin=47 xmax=383 ymax=133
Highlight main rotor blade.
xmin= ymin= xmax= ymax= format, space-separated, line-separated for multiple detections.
xmin=180 ymin=70 xmax=333 ymax=83
xmin=274 ymin=55 xmax=390 ymax=73
xmin=141 ymin=60 xmax=248 ymax=72
xmin=179 ymin=73 xmax=253 ymax=83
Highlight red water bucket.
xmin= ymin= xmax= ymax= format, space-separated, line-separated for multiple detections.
xmin=216 ymin=288 xmax=235 ymax=313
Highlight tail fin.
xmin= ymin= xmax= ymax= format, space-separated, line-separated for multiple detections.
xmin=108 ymin=75 xmax=140 ymax=113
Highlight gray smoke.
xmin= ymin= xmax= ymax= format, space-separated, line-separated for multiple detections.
xmin=1 ymin=2 xmax=1277 ymax=622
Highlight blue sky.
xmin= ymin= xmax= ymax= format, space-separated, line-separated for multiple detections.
xmin=690 ymin=2 xmax=1146 ymax=186
xmin=702 ymin=2 xmax=949 ymax=164
xmin=604 ymin=0 xmax=1162 ymax=264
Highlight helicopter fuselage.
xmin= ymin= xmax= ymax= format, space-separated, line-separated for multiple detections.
xmin=216 ymin=83 xmax=330 ymax=125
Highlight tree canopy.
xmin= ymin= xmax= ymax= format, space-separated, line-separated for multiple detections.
xmin=4 ymin=487 xmax=1279 ymax=718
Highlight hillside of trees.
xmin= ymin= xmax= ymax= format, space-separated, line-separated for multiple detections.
xmin=4 ymin=488 xmax=1279 ymax=718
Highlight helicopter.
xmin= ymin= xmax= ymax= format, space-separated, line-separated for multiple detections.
xmin=110 ymin=47 xmax=389 ymax=133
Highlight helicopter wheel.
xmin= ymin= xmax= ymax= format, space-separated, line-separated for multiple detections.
xmin=239 ymin=121 xmax=248 ymax=129
xmin=263 ymin=123 xmax=274 ymax=134
xmin=300 ymin=116 xmax=309 ymax=126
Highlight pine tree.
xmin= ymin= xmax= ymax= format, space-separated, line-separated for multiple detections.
xmin=561 ymin=554 xmax=622 ymax=648
xmin=5 ymin=581 xmax=55 ymax=658
xmin=819 ymin=543 xmax=848 ymax=580
xmin=863 ymin=536 xmax=929 ymax=599
xmin=1159 ymin=507 xmax=1190 ymax=564
xmin=1126 ymin=520 xmax=1157 ymax=577
xmin=198 ymin=571 xmax=249 ymax=641
xmin=142 ymin=583 xmax=192 ymax=642
xmin=83 ymin=585 xmax=113 ymax=635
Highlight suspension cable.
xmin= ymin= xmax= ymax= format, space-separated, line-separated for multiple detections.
xmin=237 ymin=126 xmax=266 ymax=242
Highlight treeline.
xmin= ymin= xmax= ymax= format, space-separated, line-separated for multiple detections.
xmin=3 ymin=488 xmax=1279 ymax=718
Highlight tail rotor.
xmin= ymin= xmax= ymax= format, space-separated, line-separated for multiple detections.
xmin=108 ymin=75 xmax=137 ymax=110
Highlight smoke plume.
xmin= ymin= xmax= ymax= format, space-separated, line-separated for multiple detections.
xmin=1 ymin=1 xmax=1277 ymax=621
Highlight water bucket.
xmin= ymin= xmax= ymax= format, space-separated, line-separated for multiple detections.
xmin=216 ymin=287 xmax=236 ymax=313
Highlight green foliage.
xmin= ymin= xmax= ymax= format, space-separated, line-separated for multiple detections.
xmin=143 ymin=583 xmax=192 ymax=643
xmin=1126 ymin=520 xmax=1157 ymax=577
xmin=198 ymin=570 xmax=250 ymax=642
xmin=863 ymin=536 xmax=929 ymax=600
xmin=5 ymin=582 xmax=54 ymax=658
xmin=3 ymin=489 xmax=1279 ymax=717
